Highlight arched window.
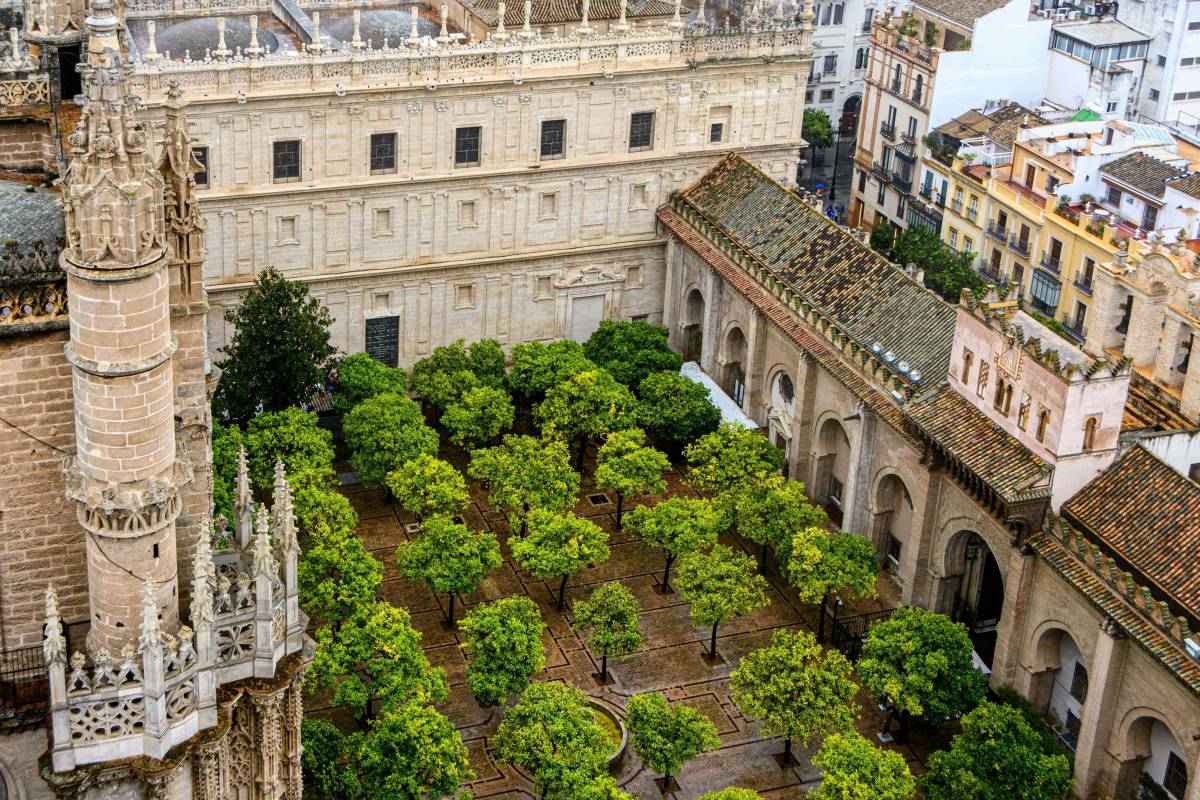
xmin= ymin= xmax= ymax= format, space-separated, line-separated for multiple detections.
xmin=855 ymin=47 xmax=867 ymax=69
xmin=892 ymin=64 xmax=903 ymax=90
xmin=976 ymin=361 xmax=989 ymax=398
xmin=960 ymin=349 xmax=973 ymax=383
xmin=993 ymin=379 xmax=1013 ymax=415
xmin=1083 ymin=417 xmax=1098 ymax=451
xmin=914 ymin=74 xmax=924 ymax=103
xmin=1037 ymin=408 xmax=1051 ymax=443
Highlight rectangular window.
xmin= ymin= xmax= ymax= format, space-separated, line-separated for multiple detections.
xmin=369 ymin=132 xmax=397 ymax=174
xmin=820 ymin=89 xmax=835 ymax=102
xmin=828 ymin=476 xmax=844 ymax=507
xmin=455 ymin=126 xmax=482 ymax=166
xmin=858 ymin=170 xmax=867 ymax=192
xmin=1069 ymin=662 xmax=1089 ymax=702
xmin=805 ymin=90 xmax=814 ymax=104
xmin=1105 ymin=184 xmax=1122 ymax=207
xmin=1163 ymin=752 xmax=1188 ymax=800
xmin=365 ymin=316 xmax=400 ymax=367
xmin=1106 ymin=101 xmax=1118 ymax=113
xmin=540 ymin=119 xmax=566 ymax=159
xmin=1189 ymin=20 xmax=1200 ymax=30
xmin=948 ymin=228 xmax=958 ymax=249
xmin=1030 ymin=270 xmax=1062 ymax=315
xmin=272 ymin=139 xmax=301 ymax=183
xmin=964 ymin=237 xmax=973 ymax=253
xmin=192 ymin=145 xmax=209 ymax=187
xmin=629 ymin=111 xmax=655 ymax=151
xmin=458 ymin=200 xmax=477 ymax=229
xmin=877 ymin=181 xmax=886 ymax=204
xmin=710 ymin=122 xmax=724 ymax=143
xmin=823 ymin=53 xmax=837 ymax=72
xmin=1149 ymin=88 xmax=1160 ymax=101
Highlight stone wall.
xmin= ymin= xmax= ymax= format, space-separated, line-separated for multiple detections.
xmin=0 ymin=117 xmax=58 ymax=175
xmin=0 ymin=328 xmax=85 ymax=650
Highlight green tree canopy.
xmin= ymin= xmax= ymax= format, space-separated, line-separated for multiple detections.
xmin=730 ymin=474 xmax=826 ymax=568
xmin=891 ymin=225 xmax=982 ymax=303
xmin=700 ymin=790 xmax=764 ymax=800
xmin=468 ymin=338 xmax=507 ymax=386
xmin=636 ymin=371 xmax=721 ymax=455
xmin=492 ymin=681 xmax=613 ymax=799
xmin=442 ymin=384 xmax=516 ymax=451
xmin=511 ymin=509 xmax=611 ymax=610
xmin=685 ymin=423 xmax=785 ymax=497
xmin=306 ymin=601 xmax=448 ymax=726
xmin=211 ymin=421 xmax=244 ymax=523
xmin=459 ymin=596 xmax=546 ymax=704
xmin=385 ymin=454 xmax=469 ymax=522
xmin=857 ymin=607 xmax=988 ymax=724
xmin=298 ymin=518 xmax=383 ymax=630
xmin=920 ymin=702 xmax=1073 ymax=800
xmin=352 ymin=703 xmax=474 ymax=800
xmin=300 ymin=719 xmax=359 ymax=800
xmin=730 ymin=628 xmax=858 ymax=763
xmin=468 ymin=434 xmax=580 ymax=535
xmin=213 ymin=266 xmax=335 ymax=421
xmin=410 ymin=338 xmax=506 ymax=411
xmin=594 ymin=428 xmax=670 ymax=525
xmin=626 ymin=692 xmax=720 ymax=790
xmin=574 ymin=775 xmax=636 ymax=800
xmin=675 ymin=544 xmax=769 ymax=659
xmin=582 ymin=320 xmax=683 ymax=389
xmin=333 ymin=352 xmax=408 ymax=415
xmin=572 ymin=581 xmax=643 ymax=682
xmin=395 ymin=514 xmax=501 ymax=626
xmin=508 ymin=339 xmax=596 ymax=402
xmin=343 ymin=392 xmax=439 ymax=488
xmin=536 ymin=369 xmax=638 ymax=467
xmin=811 ymin=730 xmax=916 ymax=800
xmin=804 ymin=107 xmax=835 ymax=150
xmin=869 ymin=220 xmax=894 ymax=254
xmin=291 ymin=466 xmax=358 ymax=535
xmin=780 ymin=528 xmax=879 ymax=642
xmin=245 ymin=406 xmax=335 ymax=491
xmin=624 ymin=496 xmax=722 ymax=591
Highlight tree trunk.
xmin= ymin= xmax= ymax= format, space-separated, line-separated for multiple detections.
xmin=662 ymin=553 xmax=675 ymax=591
xmin=601 ymin=650 xmax=609 ymax=683
xmin=616 ymin=493 xmax=624 ymax=527
xmin=557 ymin=574 xmax=569 ymax=611
xmin=575 ymin=436 xmax=587 ymax=471
xmin=520 ymin=502 xmax=529 ymax=536
xmin=817 ymin=592 xmax=829 ymax=643
xmin=783 ymin=736 xmax=793 ymax=764
xmin=760 ymin=541 xmax=769 ymax=572
xmin=709 ymin=622 xmax=719 ymax=658
xmin=447 ymin=593 xmax=456 ymax=627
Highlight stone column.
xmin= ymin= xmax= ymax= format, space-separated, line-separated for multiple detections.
xmin=790 ymin=352 xmax=818 ymax=487
xmin=1122 ymin=292 xmax=1165 ymax=368
xmin=841 ymin=408 xmax=876 ymax=536
xmin=662 ymin=233 xmax=680 ymax=347
xmin=903 ymin=455 xmax=945 ymax=608
xmin=1153 ymin=315 xmax=1185 ymax=386
xmin=1073 ymin=619 xmax=1130 ymax=799
xmin=989 ymin=542 xmax=1039 ymax=688
xmin=699 ymin=267 xmax=722 ymax=373
xmin=1182 ymin=333 xmax=1200 ymax=421
xmin=1083 ymin=269 xmax=1125 ymax=356
xmin=742 ymin=308 xmax=767 ymax=419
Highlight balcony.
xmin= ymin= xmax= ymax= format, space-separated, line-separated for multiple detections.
xmin=890 ymin=80 xmax=902 ymax=94
xmin=880 ymin=121 xmax=897 ymax=141
xmin=901 ymin=130 xmax=917 ymax=146
xmin=911 ymin=89 xmax=924 ymax=107
xmin=891 ymin=171 xmax=913 ymax=194
xmin=1073 ymin=275 xmax=1094 ymax=296
xmin=1008 ymin=236 xmax=1031 ymax=258
xmin=979 ymin=259 xmax=1002 ymax=284
xmin=1061 ymin=313 xmax=1087 ymax=343
xmin=871 ymin=161 xmax=892 ymax=182
xmin=1040 ymin=252 xmax=1061 ymax=274
xmin=951 ymin=199 xmax=963 ymax=213
xmin=1 ymin=645 xmax=48 ymax=731
xmin=966 ymin=208 xmax=978 ymax=223
xmin=986 ymin=222 xmax=1008 ymax=243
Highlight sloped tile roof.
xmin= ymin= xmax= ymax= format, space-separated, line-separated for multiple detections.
xmin=1169 ymin=172 xmax=1200 ymax=200
xmin=1063 ymin=446 xmax=1200 ymax=614
xmin=1099 ymin=152 xmax=1185 ymax=199
xmin=905 ymin=386 xmax=1052 ymax=502
xmin=467 ymin=0 xmax=676 ymax=25
xmin=915 ymin=0 xmax=1010 ymax=27
xmin=675 ymin=154 xmax=956 ymax=389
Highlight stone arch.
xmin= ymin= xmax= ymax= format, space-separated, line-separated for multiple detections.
xmin=937 ymin=523 xmax=1007 ymax=669
xmin=766 ymin=365 xmax=797 ymax=476
xmin=1115 ymin=709 xmax=1191 ymax=800
xmin=0 ymin=747 xmax=26 ymax=800
xmin=1027 ymin=621 xmax=1090 ymax=737
xmin=721 ymin=324 xmax=748 ymax=407
xmin=813 ymin=415 xmax=852 ymax=525
xmin=871 ymin=470 xmax=913 ymax=573
xmin=681 ymin=285 xmax=705 ymax=362
xmin=841 ymin=92 xmax=863 ymax=134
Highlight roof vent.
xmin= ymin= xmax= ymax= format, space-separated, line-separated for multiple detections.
xmin=897 ymin=360 xmax=911 ymax=374
xmin=883 ymin=351 xmax=896 ymax=363
xmin=1187 ymin=637 xmax=1200 ymax=660
xmin=910 ymin=370 xmax=922 ymax=383
xmin=871 ymin=341 xmax=883 ymax=354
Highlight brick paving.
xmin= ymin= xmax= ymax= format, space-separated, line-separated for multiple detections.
xmin=306 ymin=448 xmax=948 ymax=799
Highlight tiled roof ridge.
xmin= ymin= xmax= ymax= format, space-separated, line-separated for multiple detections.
xmin=656 ymin=204 xmax=919 ymax=442
xmin=675 ymin=154 xmax=951 ymax=399
xmin=1032 ymin=521 xmax=1200 ymax=697
xmin=959 ymin=290 xmax=1132 ymax=382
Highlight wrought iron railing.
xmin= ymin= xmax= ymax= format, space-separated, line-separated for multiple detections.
xmin=829 ymin=607 xmax=897 ymax=661
xmin=1 ymin=645 xmax=48 ymax=729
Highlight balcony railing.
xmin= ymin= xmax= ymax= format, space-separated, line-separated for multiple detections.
xmin=1074 ymin=275 xmax=1094 ymax=295
xmin=1008 ymin=236 xmax=1031 ymax=258
xmin=891 ymin=171 xmax=913 ymax=194
xmin=1040 ymin=252 xmax=1061 ymax=273
xmin=890 ymin=80 xmax=902 ymax=94
xmin=966 ymin=208 xmax=978 ymax=222
xmin=979 ymin=259 xmax=1002 ymax=283
xmin=871 ymin=161 xmax=892 ymax=182
xmin=880 ymin=121 xmax=897 ymax=140
xmin=986 ymin=222 xmax=1008 ymax=242
xmin=1061 ymin=313 xmax=1087 ymax=343
xmin=1 ymin=645 xmax=48 ymax=730
xmin=951 ymin=199 xmax=963 ymax=213
xmin=911 ymin=89 xmax=923 ymax=106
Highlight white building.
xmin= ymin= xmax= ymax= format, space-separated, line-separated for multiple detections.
xmin=806 ymin=0 xmax=882 ymax=134
xmin=1117 ymin=0 xmax=1200 ymax=130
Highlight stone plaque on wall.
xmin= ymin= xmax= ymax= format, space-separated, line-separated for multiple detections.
xmin=365 ymin=315 xmax=400 ymax=367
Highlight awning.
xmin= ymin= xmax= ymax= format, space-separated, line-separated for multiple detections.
xmin=679 ymin=362 xmax=759 ymax=430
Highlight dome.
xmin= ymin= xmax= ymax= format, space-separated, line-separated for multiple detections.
xmin=321 ymin=9 xmax=444 ymax=47
xmin=130 ymin=17 xmax=285 ymax=59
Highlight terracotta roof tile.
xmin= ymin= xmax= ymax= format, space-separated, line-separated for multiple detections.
xmin=1100 ymin=152 xmax=1185 ymax=199
xmin=914 ymin=0 xmax=1009 ymax=27
xmin=675 ymin=154 xmax=956 ymax=390
xmin=905 ymin=386 xmax=1052 ymax=502
xmin=1062 ymin=446 xmax=1200 ymax=614
xmin=1168 ymin=171 xmax=1200 ymax=200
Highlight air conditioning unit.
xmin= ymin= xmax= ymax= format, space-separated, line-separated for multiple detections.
xmin=1186 ymin=637 xmax=1200 ymax=660
xmin=1068 ymin=9 xmax=1081 ymax=18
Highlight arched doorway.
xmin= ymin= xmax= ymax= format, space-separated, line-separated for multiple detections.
xmin=949 ymin=531 xmax=1005 ymax=669
xmin=815 ymin=417 xmax=852 ymax=525
xmin=1119 ymin=716 xmax=1190 ymax=800
xmin=1030 ymin=627 xmax=1089 ymax=753
xmin=723 ymin=326 xmax=747 ymax=408
xmin=768 ymin=369 xmax=796 ymax=477
xmin=872 ymin=474 xmax=913 ymax=574
xmin=682 ymin=288 xmax=705 ymax=363
xmin=840 ymin=93 xmax=862 ymax=137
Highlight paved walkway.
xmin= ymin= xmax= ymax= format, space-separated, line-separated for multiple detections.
xmin=307 ymin=452 xmax=947 ymax=799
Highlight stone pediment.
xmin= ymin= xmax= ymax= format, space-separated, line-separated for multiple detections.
xmin=555 ymin=264 xmax=625 ymax=289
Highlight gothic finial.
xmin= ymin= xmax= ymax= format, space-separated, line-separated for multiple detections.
xmin=615 ymin=0 xmax=629 ymax=32
xmin=668 ymin=0 xmax=683 ymax=29
xmin=520 ymin=0 xmax=533 ymax=38
xmin=351 ymin=9 xmax=364 ymax=51
xmin=246 ymin=15 xmax=263 ymax=58
xmin=579 ymin=0 xmax=593 ymax=34
xmin=191 ymin=521 xmax=214 ymax=625
xmin=44 ymin=585 xmax=66 ymax=666
xmin=214 ymin=17 xmax=231 ymax=60
xmin=409 ymin=5 xmax=421 ymax=46
xmin=309 ymin=11 xmax=323 ymax=53
xmin=139 ymin=581 xmax=162 ymax=653
xmin=800 ymin=0 xmax=815 ymax=26
xmin=695 ymin=0 xmax=707 ymax=31
xmin=772 ymin=0 xmax=785 ymax=25
xmin=494 ymin=1 xmax=508 ymax=40
xmin=439 ymin=5 xmax=450 ymax=43
xmin=235 ymin=445 xmax=251 ymax=513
